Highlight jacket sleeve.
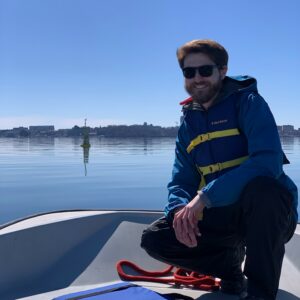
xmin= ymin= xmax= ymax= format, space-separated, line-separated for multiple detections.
xmin=164 ymin=124 xmax=201 ymax=220
xmin=201 ymin=93 xmax=284 ymax=207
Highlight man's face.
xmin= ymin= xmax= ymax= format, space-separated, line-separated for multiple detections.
xmin=183 ymin=52 xmax=227 ymax=108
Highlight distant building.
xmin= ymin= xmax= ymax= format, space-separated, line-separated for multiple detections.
xmin=282 ymin=125 xmax=294 ymax=132
xmin=12 ymin=126 xmax=28 ymax=132
xmin=282 ymin=125 xmax=294 ymax=136
xmin=12 ymin=127 xmax=29 ymax=137
xmin=277 ymin=125 xmax=283 ymax=135
xmin=55 ymin=129 xmax=70 ymax=137
xmin=277 ymin=125 xmax=295 ymax=137
xmin=29 ymin=125 xmax=55 ymax=136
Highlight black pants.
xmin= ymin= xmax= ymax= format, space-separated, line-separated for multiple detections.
xmin=141 ymin=177 xmax=297 ymax=300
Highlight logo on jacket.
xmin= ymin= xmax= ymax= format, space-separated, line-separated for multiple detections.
xmin=211 ymin=119 xmax=228 ymax=126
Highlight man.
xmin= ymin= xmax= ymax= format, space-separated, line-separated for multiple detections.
xmin=141 ymin=40 xmax=298 ymax=300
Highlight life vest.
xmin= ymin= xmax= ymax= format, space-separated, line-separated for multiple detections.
xmin=182 ymin=94 xmax=249 ymax=189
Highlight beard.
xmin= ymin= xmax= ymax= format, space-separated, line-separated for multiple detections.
xmin=185 ymin=77 xmax=223 ymax=105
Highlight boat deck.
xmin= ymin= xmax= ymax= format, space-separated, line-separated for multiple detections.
xmin=0 ymin=210 xmax=299 ymax=299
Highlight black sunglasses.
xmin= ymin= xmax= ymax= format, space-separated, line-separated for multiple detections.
xmin=182 ymin=65 xmax=219 ymax=79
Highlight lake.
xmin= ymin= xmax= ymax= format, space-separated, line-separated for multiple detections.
xmin=0 ymin=136 xmax=299 ymax=225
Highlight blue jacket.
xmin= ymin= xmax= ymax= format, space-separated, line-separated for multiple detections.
xmin=165 ymin=76 xmax=298 ymax=221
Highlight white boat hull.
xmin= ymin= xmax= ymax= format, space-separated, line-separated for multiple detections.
xmin=0 ymin=210 xmax=299 ymax=299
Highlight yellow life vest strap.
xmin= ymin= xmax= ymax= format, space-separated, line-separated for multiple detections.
xmin=198 ymin=156 xmax=249 ymax=176
xmin=198 ymin=173 xmax=206 ymax=190
xmin=187 ymin=128 xmax=240 ymax=153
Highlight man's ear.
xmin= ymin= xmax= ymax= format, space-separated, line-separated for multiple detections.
xmin=220 ymin=66 xmax=228 ymax=80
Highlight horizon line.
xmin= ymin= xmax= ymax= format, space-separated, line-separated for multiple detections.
xmin=0 ymin=123 xmax=299 ymax=131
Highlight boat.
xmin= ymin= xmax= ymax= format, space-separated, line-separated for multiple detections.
xmin=0 ymin=210 xmax=299 ymax=299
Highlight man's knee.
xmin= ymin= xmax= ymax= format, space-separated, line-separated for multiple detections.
xmin=140 ymin=226 xmax=156 ymax=252
xmin=140 ymin=217 xmax=171 ymax=254
xmin=240 ymin=176 xmax=294 ymax=237
xmin=241 ymin=176 xmax=290 ymax=208
xmin=243 ymin=176 xmax=279 ymax=195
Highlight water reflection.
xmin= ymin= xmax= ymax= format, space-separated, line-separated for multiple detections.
xmin=82 ymin=146 xmax=90 ymax=176
xmin=281 ymin=136 xmax=296 ymax=145
xmin=29 ymin=137 xmax=55 ymax=147
xmin=143 ymin=138 xmax=148 ymax=153
xmin=93 ymin=137 xmax=175 ymax=156
xmin=81 ymin=123 xmax=91 ymax=176
xmin=281 ymin=137 xmax=300 ymax=160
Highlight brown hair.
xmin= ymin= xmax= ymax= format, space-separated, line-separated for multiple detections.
xmin=176 ymin=39 xmax=228 ymax=69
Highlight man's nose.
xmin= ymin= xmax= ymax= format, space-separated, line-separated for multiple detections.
xmin=194 ymin=71 xmax=203 ymax=81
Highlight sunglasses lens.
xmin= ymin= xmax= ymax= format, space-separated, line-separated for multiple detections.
xmin=182 ymin=65 xmax=216 ymax=78
xmin=199 ymin=65 xmax=214 ymax=77
xmin=182 ymin=68 xmax=196 ymax=79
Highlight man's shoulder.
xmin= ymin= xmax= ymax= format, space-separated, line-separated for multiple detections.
xmin=222 ymin=75 xmax=258 ymax=98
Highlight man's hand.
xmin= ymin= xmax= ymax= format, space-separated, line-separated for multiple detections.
xmin=172 ymin=193 xmax=206 ymax=248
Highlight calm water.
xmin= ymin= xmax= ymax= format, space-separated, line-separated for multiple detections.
xmin=1 ymin=137 xmax=300 ymax=225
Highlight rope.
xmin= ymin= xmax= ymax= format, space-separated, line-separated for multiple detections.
xmin=116 ymin=260 xmax=220 ymax=291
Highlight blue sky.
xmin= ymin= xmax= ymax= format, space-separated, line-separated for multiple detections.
xmin=1 ymin=0 xmax=299 ymax=129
